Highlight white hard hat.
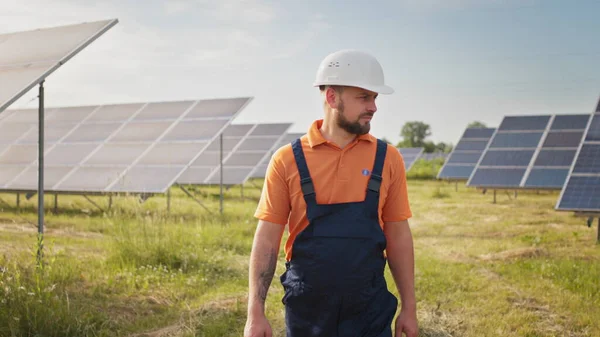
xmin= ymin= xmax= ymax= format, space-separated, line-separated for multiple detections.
xmin=313 ymin=49 xmax=394 ymax=94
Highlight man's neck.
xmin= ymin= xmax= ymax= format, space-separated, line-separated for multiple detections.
xmin=319 ymin=119 xmax=356 ymax=149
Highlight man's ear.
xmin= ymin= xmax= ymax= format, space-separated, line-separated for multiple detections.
xmin=325 ymin=87 xmax=340 ymax=109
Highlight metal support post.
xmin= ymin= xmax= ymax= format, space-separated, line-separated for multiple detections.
xmin=37 ymin=81 xmax=45 ymax=264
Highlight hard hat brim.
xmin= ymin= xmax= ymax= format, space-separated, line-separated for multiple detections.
xmin=313 ymin=81 xmax=394 ymax=95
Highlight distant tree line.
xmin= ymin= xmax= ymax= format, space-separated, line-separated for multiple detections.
xmin=380 ymin=120 xmax=488 ymax=153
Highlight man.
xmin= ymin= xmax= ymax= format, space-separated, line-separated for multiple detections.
xmin=244 ymin=49 xmax=418 ymax=337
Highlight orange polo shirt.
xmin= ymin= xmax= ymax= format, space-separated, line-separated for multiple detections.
xmin=254 ymin=119 xmax=412 ymax=261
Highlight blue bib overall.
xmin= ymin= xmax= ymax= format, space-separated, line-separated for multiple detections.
xmin=280 ymin=138 xmax=398 ymax=337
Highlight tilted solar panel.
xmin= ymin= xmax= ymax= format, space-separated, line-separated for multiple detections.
xmin=556 ymin=109 xmax=600 ymax=212
xmin=397 ymin=147 xmax=424 ymax=171
xmin=0 ymin=97 xmax=251 ymax=194
xmin=467 ymin=114 xmax=589 ymax=189
xmin=437 ymin=127 xmax=496 ymax=180
xmin=249 ymin=132 xmax=304 ymax=179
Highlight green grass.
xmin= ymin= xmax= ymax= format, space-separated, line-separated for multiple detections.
xmin=0 ymin=179 xmax=599 ymax=336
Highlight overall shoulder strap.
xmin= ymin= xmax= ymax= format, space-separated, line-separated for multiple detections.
xmin=291 ymin=138 xmax=317 ymax=206
xmin=367 ymin=139 xmax=387 ymax=194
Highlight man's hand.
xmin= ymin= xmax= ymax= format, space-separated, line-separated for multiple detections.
xmin=395 ymin=308 xmax=418 ymax=337
xmin=244 ymin=313 xmax=272 ymax=337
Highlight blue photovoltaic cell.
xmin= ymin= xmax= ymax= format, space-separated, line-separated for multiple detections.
xmin=490 ymin=133 xmax=543 ymax=148
xmin=543 ymin=131 xmax=584 ymax=148
xmin=498 ymin=116 xmax=550 ymax=131
xmin=524 ymin=168 xmax=569 ymax=188
xmin=447 ymin=152 xmax=482 ymax=164
xmin=454 ymin=140 xmax=489 ymax=151
xmin=438 ymin=165 xmax=475 ymax=179
xmin=584 ymin=114 xmax=600 ymax=141
xmin=572 ymin=144 xmax=600 ymax=173
xmin=557 ymin=176 xmax=600 ymax=211
xmin=469 ymin=168 xmax=526 ymax=187
xmin=550 ymin=115 xmax=590 ymax=130
xmin=480 ymin=150 xmax=534 ymax=166
xmin=463 ymin=128 xmax=495 ymax=138
xmin=533 ymin=150 xmax=576 ymax=167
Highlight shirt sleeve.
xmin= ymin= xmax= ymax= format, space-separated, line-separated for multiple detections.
xmin=253 ymin=148 xmax=291 ymax=226
xmin=381 ymin=145 xmax=413 ymax=222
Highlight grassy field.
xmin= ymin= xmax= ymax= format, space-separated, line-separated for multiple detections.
xmin=0 ymin=168 xmax=599 ymax=336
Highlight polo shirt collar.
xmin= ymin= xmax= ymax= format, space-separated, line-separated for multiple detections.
xmin=307 ymin=119 xmax=374 ymax=148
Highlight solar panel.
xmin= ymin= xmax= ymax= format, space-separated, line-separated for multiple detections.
xmin=397 ymin=147 xmax=424 ymax=171
xmin=437 ymin=127 xmax=495 ymax=180
xmin=176 ymin=123 xmax=292 ymax=186
xmin=0 ymin=19 xmax=118 ymax=113
xmin=249 ymin=132 xmax=305 ymax=179
xmin=467 ymin=114 xmax=589 ymax=189
xmin=0 ymin=97 xmax=251 ymax=194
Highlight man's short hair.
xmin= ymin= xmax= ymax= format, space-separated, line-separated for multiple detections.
xmin=319 ymin=85 xmax=345 ymax=94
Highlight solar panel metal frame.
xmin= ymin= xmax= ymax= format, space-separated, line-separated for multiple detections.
xmin=0 ymin=97 xmax=252 ymax=194
xmin=467 ymin=114 xmax=589 ymax=190
xmin=0 ymin=19 xmax=119 ymax=113
xmin=555 ymin=101 xmax=600 ymax=212
xmin=397 ymin=147 xmax=424 ymax=172
xmin=437 ymin=127 xmax=496 ymax=181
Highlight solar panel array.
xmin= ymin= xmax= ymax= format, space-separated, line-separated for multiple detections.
xmin=556 ymin=111 xmax=600 ymax=212
xmin=177 ymin=123 xmax=292 ymax=186
xmin=0 ymin=19 xmax=118 ymax=113
xmin=467 ymin=114 xmax=589 ymax=189
xmin=249 ymin=132 xmax=304 ymax=179
xmin=0 ymin=98 xmax=251 ymax=193
xmin=397 ymin=147 xmax=424 ymax=171
xmin=437 ymin=127 xmax=496 ymax=180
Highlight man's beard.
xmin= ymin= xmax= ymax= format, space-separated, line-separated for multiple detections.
xmin=335 ymin=100 xmax=372 ymax=135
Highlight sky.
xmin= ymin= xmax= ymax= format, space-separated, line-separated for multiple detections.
xmin=1 ymin=0 xmax=600 ymax=145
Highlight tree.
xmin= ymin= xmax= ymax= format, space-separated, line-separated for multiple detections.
xmin=400 ymin=121 xmax=432 ymax=147
xmin=467 ymin=121 xmax=487 ymax=128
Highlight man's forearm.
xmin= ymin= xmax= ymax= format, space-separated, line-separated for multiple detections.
xmin=248 ymin=221 xmax=284 ymax=316
xmin=385 ymin=221 xmax=416 ymax=311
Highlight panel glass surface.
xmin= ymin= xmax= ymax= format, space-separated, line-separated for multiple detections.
xmin=185 ymin=97 xmax=250 ymax=119
xmin=398 ymin=148 xmax=424 ymax=155
xmin=18 ymin=124 xmax=78 ymax=144
xmin=137 ymin=142 xmax=209 ymax=166
xmin=225 ymin=152 xmax=266 ymax=166
xmin=0 ymin=144 xmax=36 ymax=164
xmin=489 ymin=133 xmax=543 ymax=148
xmin=205 ymin=137 xmax=242 ymax=152
xmin=454 ymin=140 xmax=490 ymax=151
xmin=523 ymin=168 xmax=569 ymax=188
xmin=206 ymin=167 xmax=253 ymax=185
xmin=163 ymin=120 xmax=228 ymax=141
xmin=533 ymin=150 xmax=576 ymax=167
xmin=46 ymin=106 xmax=97 ymax=122
xmin=447 ymin=152 xmax=484 ymax=164
xmin=557 ymin=176 xmax=600 ymax=211
xmin=0 ymin=166 xmax=27 ymax=186
xmin=133 ymin=101 xmax=194 ymax=121
xmin=176 ymin=167 xmax=214 ymax=184
xmin=250 ymin=124 xmax=291 ymax=136
xmin=2 ymin=108 xmax=40 ymax=123
xmin=109 ymin=166 xmax=183 ymax=193
xmin=45 ymin=144 xmax=98 ymax=165
xmin=479 ymin=150 xmax=534 ymax=166
xmin=54 ymin=167 xmax=124 ymax=192
xmin=542 ymin=131 xmax=584 ymax=148
xmin=550 ymin=115 xmax=590 ymax=130
xmin=584 ymin=114 xmax=600 ymax=141
xmin=463 ymin=128 xmax=495 ymax=138
xmin=64 ymin=123 xmax=121 ymax=142
xmin=110 ymin=122 xmax=172 ymax=142
xmin=86 ymin=103 xmax=145 ymax=122
xmin=438 ymin=165 xmax=475 ymax=179
xmin=8 ymin=166 xmax=72 ymax=189
xmin=0 ymin=123 xmax=34 ymax=143
xmin=236 ymin=138 xmax=277 ymax=151
xmin=222 ymin=124 xmax=253 ymax=137
xmin=498 ymin=116 xmax=550 ymax=131
xmin=468 ymin=168 xmax=526 ymax=187
xmin=84 ymin=143 xmax=149 ymax=165
xmin=572 ymin=144 xmax=600 ymax=173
